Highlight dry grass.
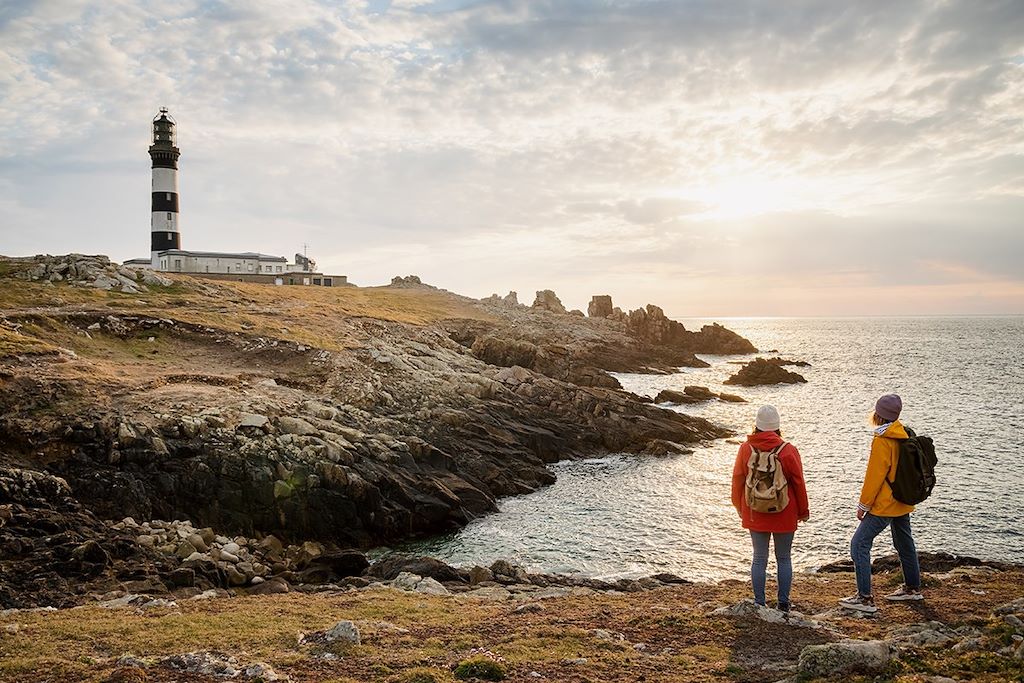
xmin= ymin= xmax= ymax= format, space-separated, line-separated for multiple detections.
xmin=0 ymin=275 xmax=493 ymax=356
xmin=2 ymin=570 xmax=1022 ymax=683
xmin=0 ymin=326 xmax=58 ymax=357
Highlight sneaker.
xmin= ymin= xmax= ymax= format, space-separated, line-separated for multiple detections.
xmin=838 ymin=594 xmax=879 ymax=613
xmin=777 ymin=602 xmax=790 ymax=613
xmin=885 ymin=586 xmax=924 ymax=602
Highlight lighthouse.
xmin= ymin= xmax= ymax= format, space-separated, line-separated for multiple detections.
xmin=125 ymin=110 xmax=344 ymax=285
xmin=149 ymin=108 xmax=181 ymax=266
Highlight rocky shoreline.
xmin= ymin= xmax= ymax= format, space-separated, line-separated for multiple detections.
xmin=0 ymin=254 xmax=764 ymax=607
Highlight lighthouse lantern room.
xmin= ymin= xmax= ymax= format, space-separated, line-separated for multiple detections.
xmin=149 ymin=107 xmax=181 ymax=266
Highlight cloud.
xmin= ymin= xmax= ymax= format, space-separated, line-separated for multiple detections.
xmin=0 ymin=0 xmax=1022 ymax=314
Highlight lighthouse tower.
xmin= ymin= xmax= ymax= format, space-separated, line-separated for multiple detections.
xmin=149 ymin=108 xmax=181 ymax=267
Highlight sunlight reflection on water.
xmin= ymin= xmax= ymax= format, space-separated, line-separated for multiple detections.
xmin=385 ymin=317 xmax=1024 ymax=581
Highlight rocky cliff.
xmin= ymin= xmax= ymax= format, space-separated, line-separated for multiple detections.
xmin=0 ymin=255 xmax=754 ymax=569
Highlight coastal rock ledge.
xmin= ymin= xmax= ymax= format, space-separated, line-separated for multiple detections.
xmin=0 ymin=254 xmax=752 ymax=605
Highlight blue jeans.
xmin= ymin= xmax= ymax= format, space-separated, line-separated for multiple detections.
xmin=750 ymin=531 xmax=794 ymax=607
xmin=850 ymin=513 xmax=921 ymax=597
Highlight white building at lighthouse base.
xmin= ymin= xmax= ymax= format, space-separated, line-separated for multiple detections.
xmin=123 ymin=250 xmax=347 ymax=287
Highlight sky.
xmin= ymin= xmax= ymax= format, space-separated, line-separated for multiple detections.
xmin=1 ymin=0 xmax=1023 ymax=316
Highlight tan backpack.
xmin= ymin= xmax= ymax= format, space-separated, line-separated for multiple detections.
xmin=745 ymin=442 xmax=790 ymax=513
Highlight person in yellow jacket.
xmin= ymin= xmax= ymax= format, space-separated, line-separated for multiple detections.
xmin=838 ymin=393 xmax=923 ymax=613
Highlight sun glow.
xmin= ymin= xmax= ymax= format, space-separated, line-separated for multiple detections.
xmin=668 ymin=175 xmax=829 ymax=220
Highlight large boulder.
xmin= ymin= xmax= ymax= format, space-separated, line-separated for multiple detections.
xmin=294 ymin=550 xmax=370 ymax=583
xmin=365 ymin=555 xmax=464 ymax=583
xmin=798 ymin=640 xmax=893 ymax=677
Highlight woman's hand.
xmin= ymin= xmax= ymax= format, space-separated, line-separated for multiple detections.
xmin=798 ymin=514 xmax=809 ymax=523
xmin=856 ymin=507 xmax=866 ymax=521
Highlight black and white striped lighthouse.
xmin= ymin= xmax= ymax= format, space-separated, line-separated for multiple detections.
xmin=149 ymin=108 xmax=181 ymax=266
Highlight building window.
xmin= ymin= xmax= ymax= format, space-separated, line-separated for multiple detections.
xmin=235 ymin=264 xmax=241 ymax=272
xmin=276 ymin=266 xmax=282 ymax=272
xmin=167 ymin=212 xmax=172 ymax=220
xmin=247 ymin=263 xmax=254 ymax=272
xmin=166 ymin=192 xmax=171 ymax=200
xmin=174 ymin=259 xmax=181 ymax=271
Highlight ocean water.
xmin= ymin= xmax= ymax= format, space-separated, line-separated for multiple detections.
xmin=387 ymin=317 xmax=1024 ymax=581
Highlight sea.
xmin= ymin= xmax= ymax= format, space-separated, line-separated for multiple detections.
xmin=382 ymin=317 xmax=1024 ymax=582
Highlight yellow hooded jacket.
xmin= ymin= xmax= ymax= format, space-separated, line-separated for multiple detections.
xmin=858 ymin=420 xmax=916 ymax=518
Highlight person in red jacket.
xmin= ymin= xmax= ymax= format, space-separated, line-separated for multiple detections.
xmin=731 ymin=405 xmax=810 ymax=612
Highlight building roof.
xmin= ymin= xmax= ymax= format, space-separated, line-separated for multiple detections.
xmin=155 ymin=250 xmax=287 ymax=262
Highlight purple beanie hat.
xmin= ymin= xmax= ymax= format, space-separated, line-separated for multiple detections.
xmin=875 ymin=394 xmax=902 ymax=421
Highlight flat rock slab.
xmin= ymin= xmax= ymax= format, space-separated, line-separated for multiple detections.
xmin=459 ymin=586 xmax=513 ymax=601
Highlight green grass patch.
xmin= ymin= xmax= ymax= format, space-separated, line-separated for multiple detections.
xmin=453 ymin=656 xmax=507 ymax=681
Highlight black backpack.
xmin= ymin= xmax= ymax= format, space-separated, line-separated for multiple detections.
xmin=888 ymin=426 xmax=937 ymax=505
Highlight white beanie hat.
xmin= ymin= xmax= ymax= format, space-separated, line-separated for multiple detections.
xmin=755 ymin=405 xmax=781 ymax=431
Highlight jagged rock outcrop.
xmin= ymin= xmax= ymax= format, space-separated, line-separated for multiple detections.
xmin=3 ymin=253 xmax=171 ymax=293
xmin=389 ymin=275 xmax=435 ymax=289
xmin=624 ymin=307 xmax=757 ymax=356
xmin=480 ymin=291 xmax=520 ymax=308
xmin=532 ymin=290 xmax=567 ymax=314
xmin=724 ymin=357 xmax=808 ymax=386
xmin=626 ymin=305 xmax=675 ymax=344
xmin=588 ymin=295 xmax=614 ymax=318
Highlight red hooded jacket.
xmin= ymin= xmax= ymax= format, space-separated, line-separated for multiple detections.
xmin=731 ymin=431 xmax=809 ymax=533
